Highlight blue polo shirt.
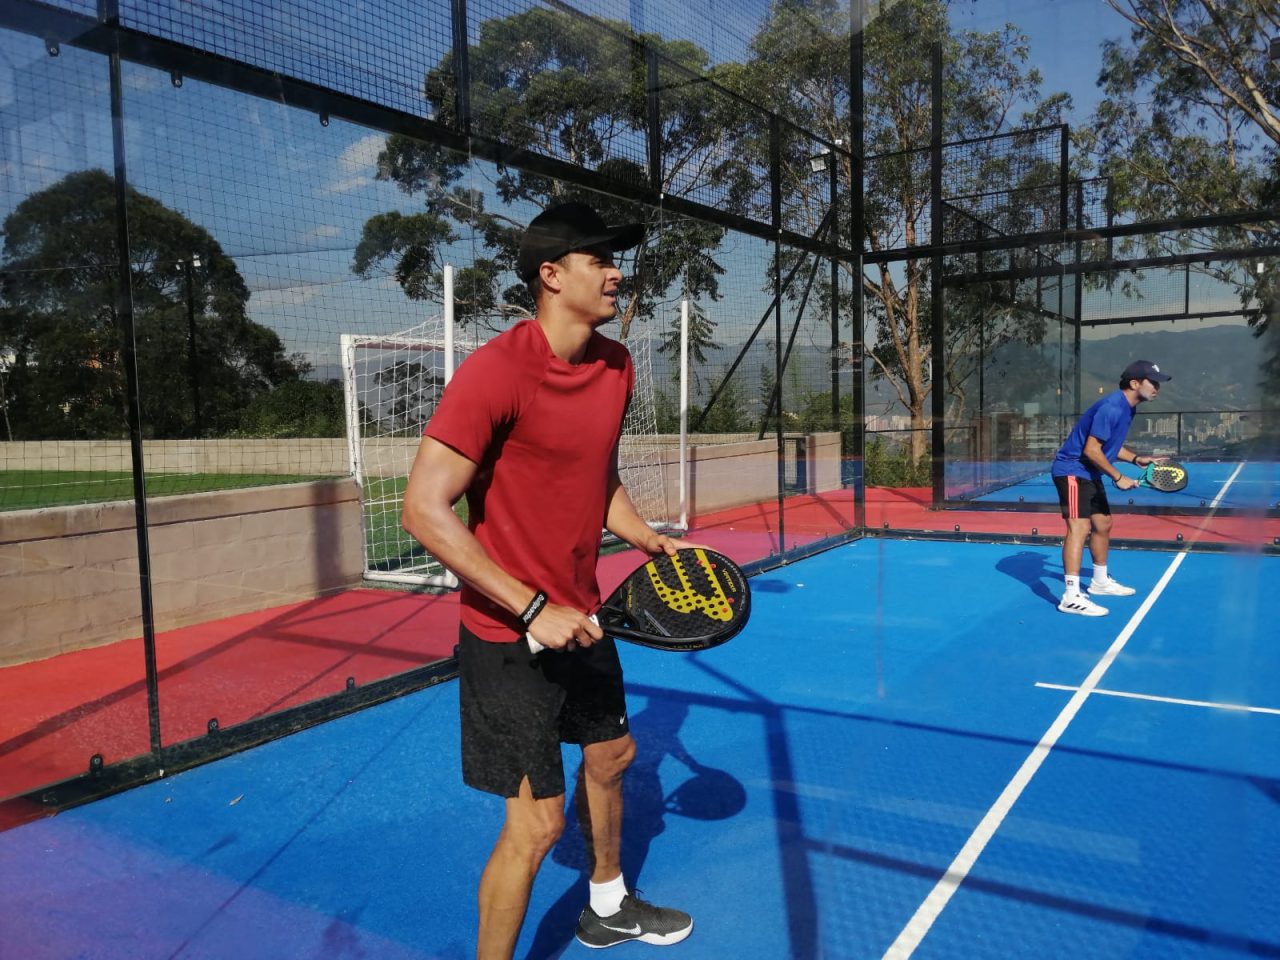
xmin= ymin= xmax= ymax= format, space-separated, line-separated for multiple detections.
xmin=1051 ymin=390 xmax=1135 ymax=480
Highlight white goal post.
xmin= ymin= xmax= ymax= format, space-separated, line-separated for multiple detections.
xmin=340 ymin=266 xmax=686 ymax=588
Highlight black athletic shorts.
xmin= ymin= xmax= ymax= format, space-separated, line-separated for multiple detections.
xmin=457 ymin=624 xmax=630 ymax=800
xmin=1053 ymin=474 xmax=1110 ymax=520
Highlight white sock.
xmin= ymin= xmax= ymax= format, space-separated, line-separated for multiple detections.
xmin=1064 ymin=574 xmax=1080 ymax=595
xmin=1093 ymin=564 xmax=1108 ymax=583
xmin=590 ymin=873 xmax=627 ymax=917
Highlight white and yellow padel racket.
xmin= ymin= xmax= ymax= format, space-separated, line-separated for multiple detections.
xmin=1137 ymin=458 xmax=1189 ymax=493
xmin=528 ymin=547 xmax=751 ymax=653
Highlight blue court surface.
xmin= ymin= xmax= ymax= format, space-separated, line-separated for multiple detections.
xmin=2 ymin=539 xmax=1277 ymax=959
xmin=969 ymin=460 xmax=1280 ymax=512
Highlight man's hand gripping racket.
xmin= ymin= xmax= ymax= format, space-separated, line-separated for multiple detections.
xmin=1136 ymin=458 xmax=1188 ymax=493
xmin=527 ymin=547 xmax=751 ymax=654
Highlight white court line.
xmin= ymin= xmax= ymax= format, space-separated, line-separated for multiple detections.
xmin=1036 ymin=683 xmax=1280 ymax=717
xmin=1205 ymin=462 xmax=1245 ymax=511
xmin=881 ymin=550 xmax=1189 ymax=959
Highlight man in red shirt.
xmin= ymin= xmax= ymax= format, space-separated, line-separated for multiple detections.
xmin=402 ymin=203 xmax=693 ymax=957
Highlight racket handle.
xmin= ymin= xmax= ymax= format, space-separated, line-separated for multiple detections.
xmin=527 ymin=614 xmax=598 ymax=654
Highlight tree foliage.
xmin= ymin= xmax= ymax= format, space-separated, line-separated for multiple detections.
xmin=355 ymin=8 xmax=751 ymax=346
xmin=232 ymin=379 xmax=345 ymax=438
xmin=1092 ymin=0 xmax=1278 ymax=224
xmin=1090 ymin=0 xmax=1279 ymax=404
xmin=723 ymin=0 xmax=1070 ymax=460
xmin=0 ymin=170 xmax=304 ymax=440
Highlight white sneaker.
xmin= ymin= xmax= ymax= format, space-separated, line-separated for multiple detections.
xmin=1058 ymin=593 xmax=1108 ymax=616
xmin=1089 ymin=579 xmax=1136 ymax=597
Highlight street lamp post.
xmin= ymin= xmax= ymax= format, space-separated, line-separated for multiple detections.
xmin=0 ymin=353 xmax=13 ymax=442
xmin=183 ymin=255 xmax=202 ymax=437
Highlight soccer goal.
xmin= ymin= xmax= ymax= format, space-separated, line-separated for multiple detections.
xmin=341 ymin=267 xmax=685 ymax=588
xmin=340 ymin=269 xmax=467 ymax=587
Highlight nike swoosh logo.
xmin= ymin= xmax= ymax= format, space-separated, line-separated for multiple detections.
xmin=600 ymin=922 xmax=642 ymax=935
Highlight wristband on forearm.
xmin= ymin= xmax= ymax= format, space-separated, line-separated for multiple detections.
xmin=519 ymin=590 xmax=548 ymax=626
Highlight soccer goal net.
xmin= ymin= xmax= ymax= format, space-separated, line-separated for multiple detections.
xmin=341 ymin=270 xmax=681 ymax=588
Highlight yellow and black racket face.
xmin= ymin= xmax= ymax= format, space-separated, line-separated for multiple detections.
xmin=605 ymin=547 xmax=751 ymax=651
xmin=1143 ymin=460 xmax=1188 ymax=493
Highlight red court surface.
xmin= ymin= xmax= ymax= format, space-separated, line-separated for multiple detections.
xmin=0 ymin=533 xmax=767 ymax=815
xmin=860 ymin=486 xmax=1280 ymax=547
xmin=3 ymin=487 xmax=1273 ymax=827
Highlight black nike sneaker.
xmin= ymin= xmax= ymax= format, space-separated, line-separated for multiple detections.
xmin=575 ymin=893 xmax=694 ymax=948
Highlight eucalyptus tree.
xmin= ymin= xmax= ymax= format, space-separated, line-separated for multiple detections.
xmin=354 ymin=7 xmax=753 ymax=356
xmin=723 ymin=0 xmax=1071 ymax=462
xmin=1090 ymin=0 xmax=1279 ymax=419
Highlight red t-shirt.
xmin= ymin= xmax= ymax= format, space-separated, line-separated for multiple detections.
xmin=424 ymin=319 xmax=633 ymax=641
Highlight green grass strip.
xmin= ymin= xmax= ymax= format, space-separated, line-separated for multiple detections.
xmin=0 ymin=470 xmax=329 ymax=511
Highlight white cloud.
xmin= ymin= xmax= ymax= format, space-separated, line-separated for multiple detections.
xmin=316 ymin=133 xmax=386 ymax=195
xmin=339 ymin=134 xmax=386 ymax=172
xmin=317 ymin=175 xmax=370 ymax=196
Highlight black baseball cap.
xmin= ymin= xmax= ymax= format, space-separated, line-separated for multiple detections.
xmin=1121 ymin=360 xmax=1171 ymax=384
xmin=517 ymin=202 xmax=644 ymax=284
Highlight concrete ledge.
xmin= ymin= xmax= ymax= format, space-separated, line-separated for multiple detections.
xmin=0 ymin=433 xmax=844 ymax=666
xmin=1 ymin=479 xmax=364 ymax=666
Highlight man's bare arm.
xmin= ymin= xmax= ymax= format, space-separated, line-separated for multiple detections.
xmin=400 ymin=436 xmax=596 ymax=648
xmin=1084 ymin=436 xmax=1137 ymax=490
xmin=603 ymin=467 xmax=713 ymax=556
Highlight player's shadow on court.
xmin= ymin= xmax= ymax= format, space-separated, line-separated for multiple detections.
xmin=996 ymin=550 xmax=1061 ymax=608
xmin=526 ymin=697 xmax=746 ymax=959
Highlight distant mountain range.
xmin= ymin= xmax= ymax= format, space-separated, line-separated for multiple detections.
xmin=317 ymin=321 xmax=1267 ymax=420
xmin=1079 ymin=325 xmax=1265 ymax=412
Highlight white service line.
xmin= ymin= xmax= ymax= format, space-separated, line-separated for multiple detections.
xmin=881 ymin=550 xmax=1190 ymax=960
xmin=1035 ymin=683 xmax=1280 ymax=717
xmin=1211 ymin=462 xmax=1245 ymax=507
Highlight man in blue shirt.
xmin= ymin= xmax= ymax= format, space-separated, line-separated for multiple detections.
xmin=1050 ymin=360 xmax=1171 ymax=615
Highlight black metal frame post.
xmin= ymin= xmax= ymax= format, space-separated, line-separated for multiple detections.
xmin=850 ymin=0 xmax=866 ymax=530
xmin=770 ymin=114 xmax=786 ymax=550
xmin=830 ymin=153 xmax=840 ymax=431
xmin=183 ymin=257 xmax=202 ymax=437
xmin=930 ymin=42 xmax=945 ymax=505
xmin=449 ymin=0 xmax=470 ymax=137
xmin=103 ymin=0 xmax=162 ymax=754
xmin=646 ymin=46 xmax=662 ymax=192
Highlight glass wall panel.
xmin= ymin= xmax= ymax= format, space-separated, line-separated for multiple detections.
xmin=861 ymin=254 xmax=934 ymax=532
xmin=121 ymin=0 xmax=452 ymax=121
xmin=120 ymin=63 xmax=462 ymax=748
xmin=0 ymin=31 xmax=151 ymax=805
xmin=861 ymin=0 xmax=1277 ymax=550
xmin=672 ymin=224 xmax=783 ymax=566
xmin=778 ymin=240 xmax=856 ymax=553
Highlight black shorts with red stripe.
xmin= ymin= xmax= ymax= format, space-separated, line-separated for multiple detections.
xmin=1053 ymin=474 xmax=1110 ymax=519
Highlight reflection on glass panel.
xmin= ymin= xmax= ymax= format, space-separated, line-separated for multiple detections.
xmin=121 ymin=0 xmax=451 ymax=121
xmin=0 ymin=32 xmax=151 ymax=802
xmin=776 ymin=242 xmax=855 ymax=553
xmin=465 ymin=1 xmax=646 ymax=183
xmin=118 ymin=63 xmax=468 ymax=747
xmin=653 ymin=225 xmax=781 ymax=566
xmin=862 ymin=255 xmax=933 ymax=524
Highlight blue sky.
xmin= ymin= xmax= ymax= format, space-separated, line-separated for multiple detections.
xmin=0 ymin=0 xmax=1251 ymax=374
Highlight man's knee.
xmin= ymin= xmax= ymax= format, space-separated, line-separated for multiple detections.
xmin=1064 ymin=518 xmax=1091 ymax=540
xmin=509 ymin=802 xmax=565 ymax=856
xmin=583 ymin=735 xmax=636 ymax=785
xmin=505 ymin=782 xmax=567 ymax=857
xmin=1092 ymin=514 xmax=1113 ymax=536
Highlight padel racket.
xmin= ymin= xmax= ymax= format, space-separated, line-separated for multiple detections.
xmin=527 ymin=547 xmax=751 ymax=653
xmin=1137 ymin=458 xmax=1188 ymax=493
